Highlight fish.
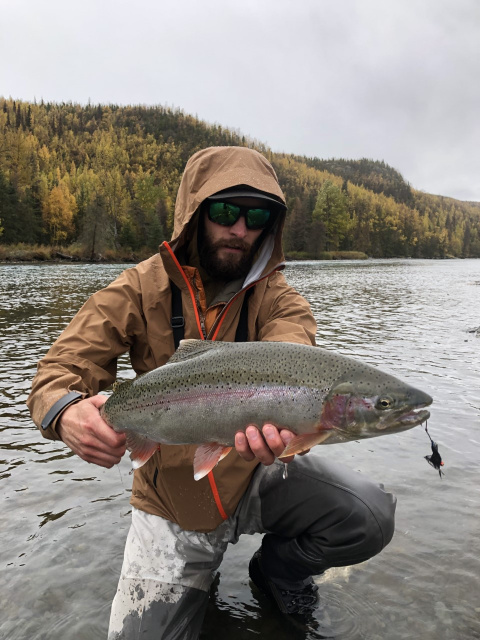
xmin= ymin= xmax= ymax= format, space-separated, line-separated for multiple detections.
xmin=101 ymin=339 xmax=432 ymax=480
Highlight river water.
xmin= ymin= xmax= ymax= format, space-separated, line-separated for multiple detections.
xmin=0 ymin=259 xmax=479 ymax=640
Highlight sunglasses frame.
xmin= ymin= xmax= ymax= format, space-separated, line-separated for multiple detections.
xmin=205 ymin=200 xmax=275 ymax=231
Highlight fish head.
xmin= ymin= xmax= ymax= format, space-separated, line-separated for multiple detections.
xmin=320 ymin=373 xmax=433 ymax=442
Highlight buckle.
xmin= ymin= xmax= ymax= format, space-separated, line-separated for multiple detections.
xmin=171 ymin=316 xmax=185 ymax=328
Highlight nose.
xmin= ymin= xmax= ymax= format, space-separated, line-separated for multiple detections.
xmin=228 ymin=214 xmax=248 ymax=238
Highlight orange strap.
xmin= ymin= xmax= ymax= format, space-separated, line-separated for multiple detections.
xmin=163 ymin=241 xmax=228 ymax=520
xmin=162 ymin=242 xmax=205 ymax=339
xmin=207 ymin=471 xmax=229 ymax=520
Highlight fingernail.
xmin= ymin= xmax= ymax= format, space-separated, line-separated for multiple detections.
xmin=246 ymin=427 xmax=257 ymax=439
xmin=236 ymin=432 xmax=245 ymax=445
xmin=264 ymin=426 xmax=274 ymax=439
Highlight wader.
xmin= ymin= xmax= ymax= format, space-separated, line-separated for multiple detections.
xmin=108 ymin=456 xmax=396 ymax=639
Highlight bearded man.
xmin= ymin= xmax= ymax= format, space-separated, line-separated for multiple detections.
xmin=28 ymin=146 xmax=396 ymax=640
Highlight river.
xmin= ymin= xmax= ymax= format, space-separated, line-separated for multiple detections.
xmin=0 ymin=259 xmax=479 ymax=640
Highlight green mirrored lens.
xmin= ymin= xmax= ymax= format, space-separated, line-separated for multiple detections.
xmin=209 ymin=202 xmax=241 ymax=225
xmin=246 ymin=208 xmax=270 ymax=229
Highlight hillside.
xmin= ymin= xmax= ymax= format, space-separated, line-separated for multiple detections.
xmin=295 ymin=156 xmax=415 ymax=206
xmin=1 ymin=98 xmax=479 ymax=259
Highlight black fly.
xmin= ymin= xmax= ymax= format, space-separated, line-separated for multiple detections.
xmin=424 ymin=423 xmax=444 ymax=478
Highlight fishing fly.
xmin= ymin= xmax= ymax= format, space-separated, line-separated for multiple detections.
xmin=424 ymin=423 xmax=444 ymax=478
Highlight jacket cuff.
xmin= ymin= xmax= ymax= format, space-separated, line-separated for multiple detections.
xmin=41 ymin=391 xmax=84 ymax=430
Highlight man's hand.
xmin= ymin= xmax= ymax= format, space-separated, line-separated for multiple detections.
xmin=57 ymin=395 xmax=127 ymax=468
xmin=235 ymin=424 xmax=307 ymax=465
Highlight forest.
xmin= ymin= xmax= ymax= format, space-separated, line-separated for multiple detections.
xmin=1 ymin=98 xmax=479 ymax=260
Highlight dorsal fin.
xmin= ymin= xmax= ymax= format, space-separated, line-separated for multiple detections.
xmin=112 ymin=378 xmax=134 ymax=393
xmin=166 ymin=339 xmax=227 ymax=364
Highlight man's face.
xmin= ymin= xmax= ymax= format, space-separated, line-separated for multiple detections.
xmin=199 ymin=197 xmax=266 ymax=280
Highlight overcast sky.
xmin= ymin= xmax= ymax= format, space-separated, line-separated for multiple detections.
xmin=2 ymin=0 xmax=479 ymax=201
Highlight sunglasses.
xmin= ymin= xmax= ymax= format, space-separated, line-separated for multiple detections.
xmin=206 ymin=201 xmax=274 ymax=230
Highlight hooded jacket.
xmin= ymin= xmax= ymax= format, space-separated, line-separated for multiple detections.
xmin=27 ymin=146 xmax=317 ymax=532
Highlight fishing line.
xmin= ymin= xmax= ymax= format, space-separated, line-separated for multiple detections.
xmin=424 ymin=422 xmax=444 ymax=478
xmin=116 ymin=463 xmax=127 ymax=489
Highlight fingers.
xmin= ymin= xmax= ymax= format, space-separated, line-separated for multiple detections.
xmin=89 ymin=394 xmax=108 ymax=408
xmin=263 ymin=425 xmax=290 ymax=460
xmin=274 ymin=429 xmax=295 ymax=464
xmin=235 ymin=425 xmax=299 ymax=466
xmin=58 ymin=396 xmax=127 ymax=468
xmin=236 ymin=426 xmax=276 ymax=464
xmin=79 ymin=448 xmax=125 ymax=468
xmin=235 ymin=431 xmax=256 ymax=462
xmin=94 ymin=415 xmax=127 ymax=450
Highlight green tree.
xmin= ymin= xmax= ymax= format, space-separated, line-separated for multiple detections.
xmin=462 ymin=222 xmax=471 ymax=257
xmin=80 ymin=194 xmax=110 ymax=259
xmin=102 ymin=168 xmax=129 ymax=248
xmin=147 ymin=210 xmax=165 ymax=251
xmin=312 ymin=180 xmax=349 ymax=251
xmin=283 ymin=197 xmax=308 ymax=253
xmin=133 ymin=170 xmax=166 ymax=249
xmin=0 ymin=170 xmax=21 ymax=242
xmin=119 ymin=216 xmax=138 ymax=251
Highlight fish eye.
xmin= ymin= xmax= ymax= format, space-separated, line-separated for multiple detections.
xmin=376 ymin=396 xmax=393 ymax=410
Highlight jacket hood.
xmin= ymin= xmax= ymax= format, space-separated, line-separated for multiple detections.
xmin=168 ymin=147 xmax=287 ymax=280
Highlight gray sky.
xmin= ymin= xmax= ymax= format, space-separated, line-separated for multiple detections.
xmin=2 ymin=0 xmax=479 ymax=201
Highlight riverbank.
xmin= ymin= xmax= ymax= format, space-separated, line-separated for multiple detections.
xmin=0 ymin=243 xmax=152 ymax=263
xmin=284 ymin=250 xmax=368 ymax=260
xmin=0 ymin=243 xmax=369 ymax=263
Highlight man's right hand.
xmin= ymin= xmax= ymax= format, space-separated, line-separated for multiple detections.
xmin=57 ymin=395 xmax=127 ymax=468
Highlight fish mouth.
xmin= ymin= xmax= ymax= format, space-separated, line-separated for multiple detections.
xmin=378 ymin=408 xmax=431 ymax=431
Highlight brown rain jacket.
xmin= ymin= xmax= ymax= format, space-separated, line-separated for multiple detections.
xmin=28 ymin=146 xmax=317 ymax=532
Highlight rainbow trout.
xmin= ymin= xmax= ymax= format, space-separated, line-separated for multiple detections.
xmin=101 ymin=339 xmax=432 ymax=480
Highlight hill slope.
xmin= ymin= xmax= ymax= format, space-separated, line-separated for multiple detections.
xmin=1 ymin=98 xmax=479 ymax=258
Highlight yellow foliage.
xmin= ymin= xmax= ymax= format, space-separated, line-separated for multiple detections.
xmin=42 ymin=183 xmax=77 ymax=245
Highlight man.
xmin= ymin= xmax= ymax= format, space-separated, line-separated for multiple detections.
xmin=28 ymin=146 xmax=396 ymax=639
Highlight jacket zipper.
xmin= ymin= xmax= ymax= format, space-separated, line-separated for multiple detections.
xmin=206 ymin=264 xmax=283 ymax=341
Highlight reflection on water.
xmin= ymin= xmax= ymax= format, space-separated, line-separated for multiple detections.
xmin=1 ymin=260 xmax=479 ymax=640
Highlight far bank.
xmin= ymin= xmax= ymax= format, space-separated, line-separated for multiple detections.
xmin=0 ymin=243 xmax=369 ymax=264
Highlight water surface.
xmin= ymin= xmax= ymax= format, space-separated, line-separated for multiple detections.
xmin=1 ymin=259 xmax=479 ymax=640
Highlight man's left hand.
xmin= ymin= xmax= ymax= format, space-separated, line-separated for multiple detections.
xmin=235 ymin=424 xmax=308 ymax=465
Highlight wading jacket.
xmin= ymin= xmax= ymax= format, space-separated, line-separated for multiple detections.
xmin=28 ymin=146 xmax=317 ymax=532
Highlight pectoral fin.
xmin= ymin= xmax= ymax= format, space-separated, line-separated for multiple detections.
xmin=124 ymin=430 xmax=159 ymax=469
xmin=193 ymin=443 xmax=233 ymax=481
xmin=278 ymin=431 xmax=333 ymax=459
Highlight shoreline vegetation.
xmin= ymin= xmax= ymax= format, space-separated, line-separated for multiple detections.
xmin=2 ymin=243 xmax=466 ymax=264
xmin=0 ymin=243 xmax=371 ymax=263
xmin=1 ymin=99 xmax=480 ymax=259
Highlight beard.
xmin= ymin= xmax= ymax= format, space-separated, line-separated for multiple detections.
xmin=199 ymin=231 xmax=261 ymax=281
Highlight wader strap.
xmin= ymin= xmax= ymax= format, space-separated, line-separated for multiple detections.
xmin=170 ymin=281 xmax=185 ymax=351
xmin=234 ymin=288 xmax=252 ymax=343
